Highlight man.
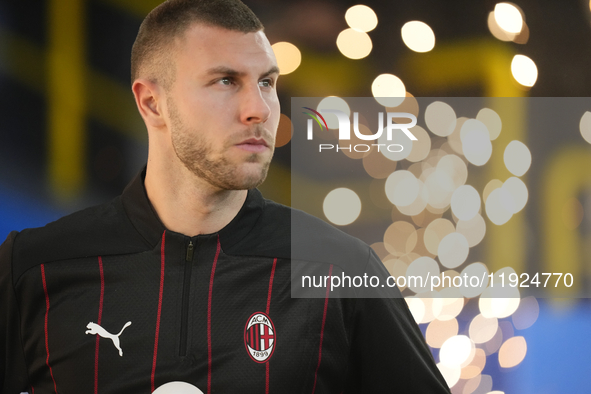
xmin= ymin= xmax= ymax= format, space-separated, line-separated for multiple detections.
xmin=0 ymin=0 xmax=450 ymax=392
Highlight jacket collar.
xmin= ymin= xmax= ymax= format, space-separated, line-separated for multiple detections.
xmin=121 ymin=166 xmax=265 ymax=248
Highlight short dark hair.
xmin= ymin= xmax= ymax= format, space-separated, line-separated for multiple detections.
xmin=130 ymin=0 xmax=264 ymax=88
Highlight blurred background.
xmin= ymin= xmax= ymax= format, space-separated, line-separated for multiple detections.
xmin=1 ymin=0 xmax=591 ymax=393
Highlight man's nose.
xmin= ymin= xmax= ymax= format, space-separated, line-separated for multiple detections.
xmin=240 ymin=84 xmax=271 ymax=125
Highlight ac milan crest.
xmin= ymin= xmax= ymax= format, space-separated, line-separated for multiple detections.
xmin=244 ymin=312 xmax=276 ymax=363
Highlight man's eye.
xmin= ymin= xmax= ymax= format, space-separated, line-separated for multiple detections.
xmin=259 ymin=79 xmax=273 ymax=88
xmin=219 ymin=77 xmax=233 ymax=85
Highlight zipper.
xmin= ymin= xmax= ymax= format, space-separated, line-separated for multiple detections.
xmin=180 ymin=239 xmax=194 ymax=356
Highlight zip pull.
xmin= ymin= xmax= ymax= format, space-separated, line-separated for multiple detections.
xmin=185 ymin=240 xmax=194 ymax=262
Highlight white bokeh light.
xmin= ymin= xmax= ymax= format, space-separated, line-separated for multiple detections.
xmin=504 ymin=140 xmax=532 ymax=176
xmin=451 ymin=185 xmax=481 ymax=221
xmin=494 ymin=3 xmax=524 ymax=34
xmin=579 ymin=111 xmax=591 ymax=144
xmin=401 ymin=21 xmax=436 ymax=53
xmin=385 ymin=170 xmax=420 ymax=207
xmin=371 ymin=74 xmax=406 ymax=107
xmin=461 ymin=120 xmax=493 ymax=166
xmin=317 ymin=96 xmax=351 ymax=130
xmin=476 ymin=108 xmax=502 ymax=140
xmin=323 ymin=188 xmax=362 ymax=226
xmin=501 ymin=177 xmax=528 ymax=214
xmin=440 ymin=335 xmax=474 ymax=367
xmin=345 ymin=5 xmax=378 ymax=32
xmin=438 ymin=232 xmax=470 ymax=269
xmin=336 ymin=28 xmax=373 ymax=59
xmin=425 ymin=101 xmax=457 ymax=137
xmin=511 ymin=55 xmax=538 ymax=87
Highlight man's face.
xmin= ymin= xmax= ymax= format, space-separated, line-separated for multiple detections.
xmin=165 ymin=24 xmax=280 ymax=190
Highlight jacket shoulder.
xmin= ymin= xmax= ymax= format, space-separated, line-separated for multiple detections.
xmin=11 ymin=197 xmax=148 ymax=280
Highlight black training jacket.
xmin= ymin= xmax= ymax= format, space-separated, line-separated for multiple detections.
xmin=0 ymin=168 xmax=450 ymax=393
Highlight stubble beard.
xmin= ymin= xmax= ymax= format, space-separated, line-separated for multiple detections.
xmin=168 ymin=98 xmax=274 ymax=190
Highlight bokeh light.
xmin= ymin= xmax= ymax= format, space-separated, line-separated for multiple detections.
xmin=345 ymin=4 xmax=378 ymax=32
xmin=426 ymin=318 xmax=459 ymax=348
xmin=504 ymin=140 xmax=532 ymax=176
xmin=511 ymin=54 xmax=538 ymax=87
xmin=406 ymin=256 xmax=440 ymax=293
xmin=488 ymin=11 xmax=515 ymax=42
xmin=317 ymin=96 xmax=351 ymax=129
xmin=385 ymin=170 xmax=420 ymax=207
xmin=498 ymin=336 xmax=527 ymax=368
xmin=424 ymin=218 xmax=455 ymax=255
xmin=451 ymin=185 xmax=481 ymax=221
xmin=323 ymin=188 xmax=361 ymax=226
xmin=425 ymin=101 xmax=457 ymax=137
xmin=384 ymin=220 xmax=417 ymax=256
xmin=460 ymin=262 xmax=489 ymax=298
xmin=371 ymin=74 xmax=406 ymax=107
xmin=336 ymin=28 xmax=373 ymax=59
xmin=476 ymin=108 xmax=502 ymax=140
xmin=438 ymin=232 xmax=470 ymax=269
xmin=440 ymin=335 xmax=474 ymax=367
xmin=437 ymin=363 xmax=461 ymax=388
xmin=494 ymin=2 xmax=524 ymax=34
xmin=469 ymin=314 xmax=499 ymax=344
xmin=456 ymin=214 xmax=486 ymax=247
xmin=401 ymin=21 xmax=436 ymax=53
xmin=271 ymin=42 xmax=301 ymax=75
xmin=275 ymin=114 xmax=293 ymax=147
xmin=461 ymin=120 xmax=493 ymax=166
xmin=501 ymin=177 xmax=528 ymax=214
xmin=406 ymin=126 xmax=432 ymax=162
xmin=511 ymin=296 xmax=540 ymax=330
xmin=579 ymin=111 xmax=591 ymax=144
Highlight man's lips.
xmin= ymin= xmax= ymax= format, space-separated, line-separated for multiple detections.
xmin=235 ymin=138 xmax=270 ymax=153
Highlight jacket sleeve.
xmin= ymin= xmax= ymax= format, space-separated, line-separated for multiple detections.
xmin=344 ymin=252 xmax=451 ymax=393
xmin=0 ymin=232 xmax=29 ymax=393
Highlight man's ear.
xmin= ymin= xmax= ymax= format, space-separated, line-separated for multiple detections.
xmin=132 ymin=78 xmax=167 ymax=129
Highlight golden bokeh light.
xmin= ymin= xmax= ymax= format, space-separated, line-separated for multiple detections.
xmin=426 ymin=318 xmax=459 ymax=348
xmin=425 ymin=101 xmax=457 ymax=137
xmin=447 ymin=117 xmax=468 ymax=154
xmin=469 ymin=314 xmax=499 ymax=344
xmin=456 ymin=214 xmax=486 ymax=247
xmin=502 ymin=177 xmax=528 ymax=214
xmin=322 ymin=188 xmax=362 ymax=226
xmin=406 ymin=126 xmax=432 ymax=162
xmin=476 ymin=108 xmax=502 ymax=140
xmin=562 ymin=197 xmax=584 ymax=230
xmin=483 ymin=179 xmax=503 ymax=203
xmin=498 ymin=336 xmax=527 ymax=368
xmin=424 ymin=218 xmax=455 ymax=255
xmin=275 ymin=114 xmax=293 ymax=147
xmin=401 ymin=21 xmax=436 ymax=53
xmin=384 ymin=220 xmax=418 ymax=256
xmin=460 ymin=348 xmax=487 ymax=380
xmin=271 ymin=41 xmax=302 ymax=75
xmin=363 ymin=150 xmax=398 ymax=179
xmin=345 ymin=4 xmax=378 ymax=32
xmin=336 ymin=28 xmax=373 ymax=59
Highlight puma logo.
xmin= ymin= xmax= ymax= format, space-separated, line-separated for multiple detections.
xmin=86 ymin=321 xmax=132 ymax=357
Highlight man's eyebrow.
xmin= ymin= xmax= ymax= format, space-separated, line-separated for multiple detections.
xmin=205 ymin=66 xmax=280 ymax=78
xmin=261 ymin=66 xmax=280 ymax=78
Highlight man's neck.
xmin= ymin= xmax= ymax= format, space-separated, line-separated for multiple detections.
xmin=144 ymin=161 xmax=248 ymax=237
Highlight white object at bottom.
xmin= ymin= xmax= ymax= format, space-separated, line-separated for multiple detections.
xmin=152 ymin=381 xmax=204 ymax=394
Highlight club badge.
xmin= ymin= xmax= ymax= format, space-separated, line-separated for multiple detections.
xmin=244 ymin=312 xmax=276 ymax=363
